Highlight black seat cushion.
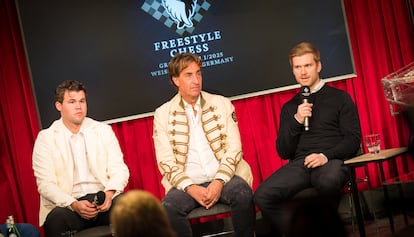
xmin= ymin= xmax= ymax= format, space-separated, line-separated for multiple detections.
xmin=76 ymin=226 xmax=112 ymax=237
xmin=187 ymin=203 xmax=231 ymax=219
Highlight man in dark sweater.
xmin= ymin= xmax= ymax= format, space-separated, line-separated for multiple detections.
xmin=254 ymin=42 xmax=361 ymax=236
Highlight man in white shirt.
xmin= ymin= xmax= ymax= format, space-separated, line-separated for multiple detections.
xmin=32 ymin=80 xmax=129 ymax=236
xmin=153 ymin=53 xmax=255 ymax=237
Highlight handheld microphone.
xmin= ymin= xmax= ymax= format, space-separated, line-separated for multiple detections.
xmin=93 ymin=191 xmax=106 ymax=205
xmin=77 ymin=191 xmax=106 ymax=220
xmin=91 ymin=191 xmax=106 ymax=220
xmin=300 ymin=86 xmax=311 ymax=131
xmin=78 ymin=191 xmax=106 ymax=206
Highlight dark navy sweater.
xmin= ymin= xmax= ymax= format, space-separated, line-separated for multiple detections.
xmin=276 ymin=84 xmax=361 ymax=161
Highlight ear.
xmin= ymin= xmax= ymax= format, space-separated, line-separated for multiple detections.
xmin=55 ymin=101 xmax=62 ymax=112
xmin=172 ymin=77 xmax=179 ymax=87
xmin=317 ymin=61 xmax=322 ymax=73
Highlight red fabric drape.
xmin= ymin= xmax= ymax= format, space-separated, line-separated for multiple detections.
xmin=344 ymin=0 xmax=414 ymax=188
xmin=0 ymin=0 xmax=40 ymax=224
xmin=0 ymin=0 xmax=413 ymax=231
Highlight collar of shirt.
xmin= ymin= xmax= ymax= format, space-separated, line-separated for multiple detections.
xmin=311 ymin=80 xmax=325 ymax=93
xmin=182 ymin=96 xmax=201 ymax=110
xmin=61 ymin=119 xmax=85 ymax=138
xmin=183 ymin=96 xmax=201 ymax=125
xmin=182 ymin=96 xmax=219 ymax=184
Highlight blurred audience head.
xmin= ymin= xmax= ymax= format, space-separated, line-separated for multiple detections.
xmin=110 ymin=190 xmax=176 ymax=237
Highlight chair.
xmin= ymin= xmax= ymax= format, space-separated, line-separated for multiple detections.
xmin=187 ymin=203 xmax=234 ymax=237
xmin=75 ymin=226 xmax=112 ymax=237
xmin=289 ymin=183 xmax=356 ymax=225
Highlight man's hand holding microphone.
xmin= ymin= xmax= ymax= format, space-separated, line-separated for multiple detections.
xmin=295 ymin=86 xmax=312 ymax=131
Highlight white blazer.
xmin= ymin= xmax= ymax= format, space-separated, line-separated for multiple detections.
xmin=32 ymin=117 xmax=129 ymax=226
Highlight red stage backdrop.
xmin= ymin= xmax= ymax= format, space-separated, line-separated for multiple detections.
xmin=0 ymin=0 xmax=413 ymax=233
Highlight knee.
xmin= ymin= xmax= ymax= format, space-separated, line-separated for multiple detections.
xmin=161 ymin=199 xmax=177 ymax=213
xmin=253 ymin=184 xmax=282 ymax=208
xmin=162 ymin=197 xmax=189 ymax=218
xmin=316 ymin=176 xmax=344 ymax=192
xmin=235 ymin=185 xmax=253 ymax=204
xmin=44 ymin=207 xmax=69 ymax=225
xmin=226 ymin=180 xmax=253 ymax=207
xmin=253 ymin=188 xmax=264 ymax=206
xmin=43 ymin=207 xmax=71 ymax=234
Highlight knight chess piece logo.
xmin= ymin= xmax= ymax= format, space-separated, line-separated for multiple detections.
xmin=141 ymin=0 xmax=211 ymax=36
xmin=162 ymin=0 xmax=197 ymax=29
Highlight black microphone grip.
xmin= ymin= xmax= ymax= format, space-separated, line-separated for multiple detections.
xmin=300 ymin=86 xmax=311 ymax=131
xmin=79 ymin=191 xmax=106 ymax=205
xmin=303 ymin=98 xmax=309 ymax=131
xmin=94 ymin=191 xmax=106 ymax=205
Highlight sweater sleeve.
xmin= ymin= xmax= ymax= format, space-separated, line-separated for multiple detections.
xmin=276 ymin=97 xmax=304 ymax=160
xmin=322 ymin=92 xmax=361 ymax=160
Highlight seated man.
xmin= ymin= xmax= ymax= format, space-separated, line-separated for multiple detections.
xmin=152 ymin=53 xmax=255 ymax=237
xmin=253 ymin=42 xmax=361 ymax=236
xmin=32 ymin=80 xmax=130 ymax=236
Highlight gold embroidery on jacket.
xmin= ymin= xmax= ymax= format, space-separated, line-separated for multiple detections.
xmin=164 ymin=97 xmax=243 ymax=188
xmin=205 ymin=124 xmax=224 ymax=134
xmin=159 ymin=162 xmax=179 ymax=181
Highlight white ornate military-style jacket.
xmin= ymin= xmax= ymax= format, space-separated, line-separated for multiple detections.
xmin=153 ymin=91 xmax=253 ymax=192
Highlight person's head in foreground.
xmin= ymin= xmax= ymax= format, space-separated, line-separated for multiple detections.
xmin=110 ymin=190 xmax=176 ymax=237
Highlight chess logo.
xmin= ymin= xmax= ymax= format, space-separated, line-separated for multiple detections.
xmin=162 ymin=0 xmax=197 ymax=29
xmin=301 ymin=86 xmax=311 ymax=97
xmin=141 ymin=0 xmax=211 ymax=36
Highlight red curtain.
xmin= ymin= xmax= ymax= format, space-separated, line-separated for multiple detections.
xmin=344 ymin=0 xmax=414 ymax=188
xmin=0 ymin=0 xmax=41 ymax=224
xmin=0 ymin=0 xmax=413 ymax=230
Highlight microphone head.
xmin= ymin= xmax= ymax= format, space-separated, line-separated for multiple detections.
xmin=301 ymin=86 xmax=311 ymax=98
xmin=95 ymin=191 xmax=106 ymax=205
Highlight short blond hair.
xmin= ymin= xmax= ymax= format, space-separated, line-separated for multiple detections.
xmin=289 ymin=42 xmax=320 ymax=66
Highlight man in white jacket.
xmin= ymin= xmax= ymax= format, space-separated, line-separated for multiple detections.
xmin=32 ymin=80 xmax=129 ymax=236
xmin=153 ymin=53 xmax=255 ymax=237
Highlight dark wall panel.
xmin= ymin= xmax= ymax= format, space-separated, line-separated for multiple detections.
xmin=17 ymin=0 xmax=354 ymax=127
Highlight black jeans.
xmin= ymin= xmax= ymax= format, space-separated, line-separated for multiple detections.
xmin=43 ymin=194 xmax=121 ymax=237
xmin=162 ymin=175 xmax=255 ymax=237
xmin=253 ymin=158 xmax=348 ymax=236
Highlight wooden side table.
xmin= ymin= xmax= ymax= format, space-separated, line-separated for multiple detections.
xmin=344 ymin=147 xmax=408 ymax=237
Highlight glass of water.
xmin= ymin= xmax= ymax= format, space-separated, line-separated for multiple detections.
xmin=364 ymin=133 xmax=381 ymax=154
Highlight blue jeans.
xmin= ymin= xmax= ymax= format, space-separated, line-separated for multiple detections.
xmin=0 ymin=223 xmax=40 ymax=237
xmin=162 ymin=175 xmax=255 ymax=237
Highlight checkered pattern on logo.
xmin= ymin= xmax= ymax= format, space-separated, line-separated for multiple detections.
xmin=141 ymin=0 xmax=211 ymax=36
